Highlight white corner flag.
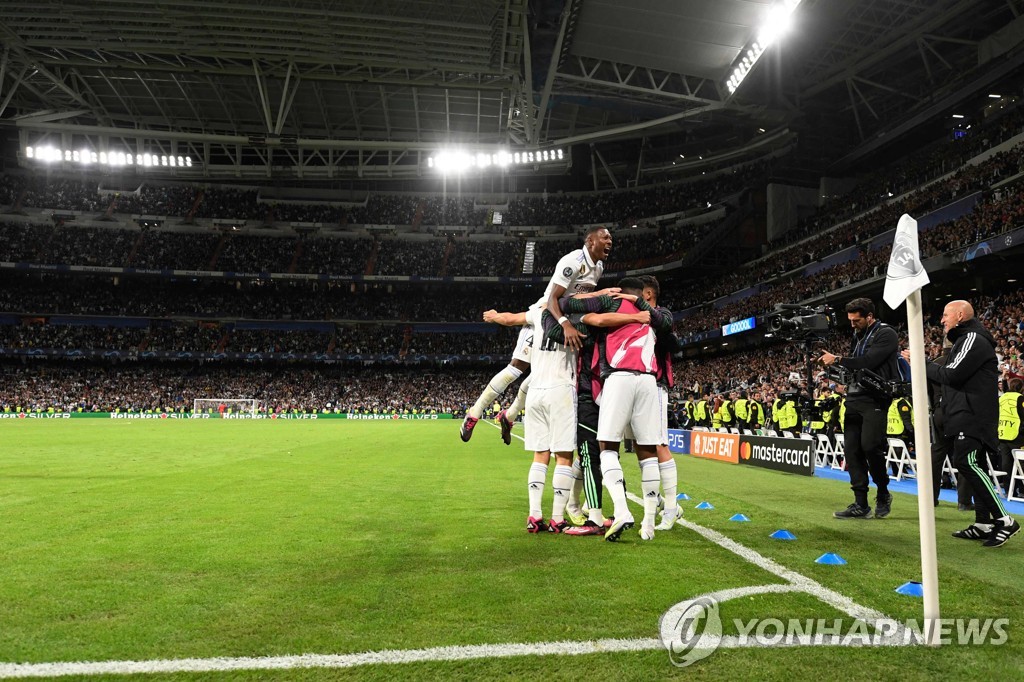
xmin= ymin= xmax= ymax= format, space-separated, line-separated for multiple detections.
xmin=885 ymin=213 xmax=940 ymax=646
xmin=883 ymin=214 xmax=930 ymax=309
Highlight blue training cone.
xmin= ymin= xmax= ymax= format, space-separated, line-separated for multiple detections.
xmin=695 ymin=501 xmax=714 ymax=510
xmin=676 ymin=493 xmax=691 ymax=501
xmin=729 ymin=514 xmax=751 ymax=522
xmin=895 ymin=581 xmax=924 ymax=597
xmin=770 ymin=529 xmax=797 ymax=540
xmin=815 ymin=552 xmax=847 ymax=565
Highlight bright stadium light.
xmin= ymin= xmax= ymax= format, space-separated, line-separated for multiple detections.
xmin=427 ymin=148 xmax=563 ymax=173
xmin=759 ymin=3 xmax=795 ymax=46
xmin=21 ymin=145 xmax=195 ymax=168
xmin=726 ymin=0 xmax=802 ymax=96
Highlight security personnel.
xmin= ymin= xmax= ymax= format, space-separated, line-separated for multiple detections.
xmin=719 ymin=392 xmax=735 ymax=428
xmin=748 ymin=393 xmax=766 ymax=428
xmin=998 ymin=378 xmax=1024 ymax=500
xmin=778 ymin=395 xmax=800 ymax=435
xmin=694 ymin=393 xmax=709 ymax=427
xmin=770 ymin=394 xmax=783 ymax=430
xmin=810 ymin=395 xmax=826 ymax=433
xmin=822 ymin=391 xmax=837 ymax=435
xmin=682 ymin=394 xmax=697 ymax=428
xmin=886 ymin=396 xmax=914 ymax=440
xmin=734 ymin=391 xmax=750 ymax=427
xmin=711 ymin=394 xmax=724 ymax=429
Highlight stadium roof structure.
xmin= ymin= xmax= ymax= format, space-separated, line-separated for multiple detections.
xmin=0 ymin=0 xmax=1020 ymax=182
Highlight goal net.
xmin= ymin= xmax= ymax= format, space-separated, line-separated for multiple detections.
xmin=193 ymin=398 xmax=259 ymax=416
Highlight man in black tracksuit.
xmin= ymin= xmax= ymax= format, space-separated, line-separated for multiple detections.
xmin=908 ymin=300 xmax=1020 ymax=547
xmin=820 ymin=298 xmax=898 ymax=520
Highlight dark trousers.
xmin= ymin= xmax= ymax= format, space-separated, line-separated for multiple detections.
xmin=953 ymin=435 xmax=1008 ymax=524
xmin=931 ymin=432 xmax=973 ymax=506
xmin=577 ymin=395 xmax=603 ymax=508
xmin=842 ymin=399 xmax=889 ymax=505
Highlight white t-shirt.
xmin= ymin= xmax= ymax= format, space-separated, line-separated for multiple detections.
xmin=533 ymin=247 xmax=604 ymax=308
xmin=525 ymin=307 xmax=578 ymax=390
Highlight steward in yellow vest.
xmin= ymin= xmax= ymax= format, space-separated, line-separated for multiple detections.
xmin=734 ymin=393 xmax=750 ymax=425
xmin=997 ymin=379 xmax=1024 ymax=499
xmin=886 ymin=397 xmax=914 ymax=438
xmin=997 ymin=390 xmax=1023 ymax=442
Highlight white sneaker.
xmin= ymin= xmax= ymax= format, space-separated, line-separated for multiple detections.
xmin=655 ymin=506 xmax=681 ymax=531
xmin=639 ymin=524 xmax=655 ymax=541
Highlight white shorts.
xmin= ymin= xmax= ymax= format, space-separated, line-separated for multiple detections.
xmin=511 ymin=324 xmax=534 ymax=364
xmin=524 ymin=384 xmax=577 ymax=453
xmin=597 ymin=372 xmax=662 ymax=445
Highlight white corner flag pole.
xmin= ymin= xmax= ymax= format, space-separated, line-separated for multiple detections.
xmin=905 ymin=289 xmax=941 ymax=646
xmin=883 ymin=214 xmax=940 ymax=646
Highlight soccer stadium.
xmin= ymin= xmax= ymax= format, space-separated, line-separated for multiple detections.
xmin=2 ymin=0 xmax=1024 ymax=678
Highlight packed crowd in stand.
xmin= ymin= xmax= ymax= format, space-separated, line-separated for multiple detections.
xmin=0 ymin=158 xmax=766 ymax=230
xmin=0 ymin=362 xmax=494 ymax=415
xmin=2 ymin=287 xmax=1021 ymax=414
xmin=771 ymin=107 xmax=1024 ymax=250
xmin=667 ymin=174 xmax=1024 ymax=335
xmin=0 ymin=274 xmax=547 ymax=321
xmin=0 ymin=217 xmax=711 ymax=276
xmin=4 ymin=108 xmax=1024 ymax=414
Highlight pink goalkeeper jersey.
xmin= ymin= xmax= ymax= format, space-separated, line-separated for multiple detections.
xmin=603 ymin=300 xmax=658 ymax=375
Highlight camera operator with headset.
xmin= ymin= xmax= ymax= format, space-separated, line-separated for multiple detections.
xmin=819 ymin=298 xmax=900 ymax=520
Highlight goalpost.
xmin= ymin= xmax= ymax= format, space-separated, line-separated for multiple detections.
xmin=193 ymin=398 xmax=259 ymax=416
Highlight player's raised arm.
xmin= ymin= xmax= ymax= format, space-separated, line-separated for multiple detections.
xmin=483 ymin=309 xmax=529 ymax=327
xmin=582 ymin=310 xmax=650 ymax=327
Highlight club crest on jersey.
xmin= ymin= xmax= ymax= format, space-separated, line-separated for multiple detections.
xmin=580 ymin=264 xmax=588 ymax=276
xmin=562 ymin=266 xmax=574 ymax=277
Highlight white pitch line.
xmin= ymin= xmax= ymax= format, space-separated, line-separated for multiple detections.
xmin=0 ymin=639 xmax=664 ymax=679
xmin=625 ymin=491 xmax=915 ymax=645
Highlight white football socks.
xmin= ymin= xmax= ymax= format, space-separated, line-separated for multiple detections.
xmin=600 ymin=451 xmax=630 ymax=520
xmin=528 ymin=462 xmax=548 ymax=519
xmin=470 ymin=365 xmax=522 ymax=419
xmin=660 ymin=459 xmax=678 ymax=514
xmin=639 ymin=457 xmax=660 ymax=528
xmin=504 ymin=374 xmax=532 ymax=422
xmin=550 ymin=464 xmax=574 ymax=523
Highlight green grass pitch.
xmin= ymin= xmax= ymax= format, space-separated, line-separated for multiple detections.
xmin=1 ymin=420 xmax=1022 ymax=680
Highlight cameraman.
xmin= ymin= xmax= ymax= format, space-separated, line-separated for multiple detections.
xmin=820 ymin=298 xmax=899 ymax=520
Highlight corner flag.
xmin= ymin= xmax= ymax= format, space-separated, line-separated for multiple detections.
xmin=882 ymin=214 xmax=930 ymax=309
xmin=885 ymin=213 xmax=940 ymax=646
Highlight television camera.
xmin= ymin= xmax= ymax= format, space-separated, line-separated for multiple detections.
xmin=764 ymin=304 xmax=842 ymax=429
xmin=825 ymin=364 xmax=911 ymax=402
xmin=765 ymin=304 xmax=837 ymax=341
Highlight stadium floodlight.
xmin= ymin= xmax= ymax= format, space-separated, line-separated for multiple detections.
xmin=427 ymin=147 xmax=563 ymax=173
xmin=725 ymin=0 xmax=802 ymax=96
xmin=21 ymin=145 xmax=195 ymax=168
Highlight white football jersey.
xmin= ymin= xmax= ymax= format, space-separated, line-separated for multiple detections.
xmin=525 ymin=307 xmax=578 ymax=390
xmin=533 ymin=247 xmax=603 ymax=308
